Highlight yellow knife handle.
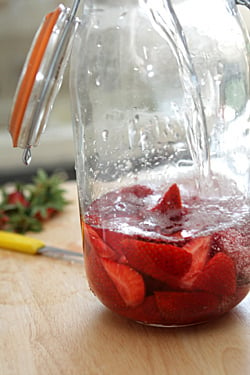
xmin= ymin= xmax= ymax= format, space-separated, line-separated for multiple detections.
xmin=0 ymin=231 xmax=45 ymax=255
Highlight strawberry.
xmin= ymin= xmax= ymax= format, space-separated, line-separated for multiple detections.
xmin=94 ymin=227 xmax=130 ymax=258
xmin=117 ymin=295 xmax=163 ymax=324
xmin=7 ymin=191 xmax=29 ymax=207
xmin=155 ymin=290 xmax=220 ymax=325
xmin=193 ymin=252 xmax=237 ymax=297
xmin=85 ymin=249 xmax=127 ymax=309
xmin=178 ymin=236 xmax=211 ymax=289
xmin=0 ymin=169 xmax=68 ymax=233
xmin=84 ymin=224 xmax=117 ymax=260
xmin=35 ymin=207 xmax=58 ymax=221
xmin=102 ymin=258 xmax=145 ymax=307
xmin=151 ymin=183 xmax=182 ymax=213
xmin=120 ymin=237 xmax=192 ymax=283
xmin=0 ymin=211 xmax=9 ymax=229
xmin=143 ymin=274 xmax=171 ymax=295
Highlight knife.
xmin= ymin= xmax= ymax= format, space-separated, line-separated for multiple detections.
xmin=0 ymin=230 xmax=83 ymax=263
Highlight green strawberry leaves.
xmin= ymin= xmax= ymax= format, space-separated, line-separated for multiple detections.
xmin=0 ymin=169 xmax=69 ymax=233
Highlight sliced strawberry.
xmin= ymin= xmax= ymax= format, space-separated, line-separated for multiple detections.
xmin=151 ymin=183 xmax=182 ymax=213
xmin=120 ymin=238 xmax=192 ymax=283
xmin=102 ymin=258 xmax=145 ymax=307
xmin=85 ymin=249 xmax=126 ymax=309
xmin=155 ymin=290 xmax=220 ymax=325
xmin=117 ymin=295 xmax=163 ymax=324
xmin=178 ymin=236 xmax=211 ymax=289
xmin=143 ymin=274 xmax=171 ymax=295
xmin=193 ymin=252 xmax=237 ymax=297
xmin=84 ymin=224 xmax=117 ymax=260
xmin=95 ymin=228 xmax=130 ymax=256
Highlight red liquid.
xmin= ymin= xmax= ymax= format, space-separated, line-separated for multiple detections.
xmin=83 ymin=184 xmax=249 ymax=326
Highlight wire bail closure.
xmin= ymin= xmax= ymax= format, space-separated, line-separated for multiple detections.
xmin=9 ymin=0 xmax=81 ymax=165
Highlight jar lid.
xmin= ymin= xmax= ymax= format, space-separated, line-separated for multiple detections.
xmin=9 ymin=2 xmax=80 ymax=164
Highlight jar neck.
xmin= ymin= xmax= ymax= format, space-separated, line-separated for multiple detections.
xmin=83 ymin=0 xmax=139 ymax=6
xmin=81 ymin=0 xmax=237 ymax=9
xmin=81 ymin=0 xmax=238 ymax=18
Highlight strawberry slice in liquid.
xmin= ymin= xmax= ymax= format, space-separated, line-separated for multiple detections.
xmin=84 ymin=183 xmax=247 ymax=325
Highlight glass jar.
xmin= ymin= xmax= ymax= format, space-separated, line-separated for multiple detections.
xmin=10 ymin=0 xmax=250 ymax=326
xmin=70 ymin=0 xmax=250 ymax=326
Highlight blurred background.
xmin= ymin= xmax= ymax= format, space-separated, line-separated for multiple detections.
xmin=0 ymin=0 xmax=250 ymax=183
xmin=0 ymin=0 xmax=76 ymax=183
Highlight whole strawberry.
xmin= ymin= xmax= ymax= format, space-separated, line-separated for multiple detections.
xmin=0 ymin=169 xmax=69 ymax=233
xmin=7 ymin=189 xmax=29 ymax=207
xmin=28 ymin=169 xmax=69 ymax=221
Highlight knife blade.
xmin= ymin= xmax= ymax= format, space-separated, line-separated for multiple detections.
xmin=0 ymin=230 xmax=83 ymax=263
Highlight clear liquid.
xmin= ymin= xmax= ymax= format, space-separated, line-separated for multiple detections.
xmin=143 ymin=0 xmax=211 ymax=189
xmin=87 ymin=188 xmax=249 ymax=241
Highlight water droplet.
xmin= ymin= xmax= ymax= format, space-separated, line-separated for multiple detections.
xmin=200 ymin=78 xmax=206 ymax=86
xmin=102 ymin=130 xmax=109 ymax=141
xmin=143 ymin=46 xmax=148 ymax=60
xmin=243 ymin=128 xmax=249 ymax=136
xmin=171 ymin=101 xmax=179 ymax=113
xmin=119 ymin=11 xmax=127 ymax=20
xmin=177 ymin=159 xmax=193 ymax=167
xmin=140 ymin=132 xmax=149 ymax=150
xmin=23 ymin=147 xmax=32 ymax=166
xmin=95 ymin=78 xmax=101 ymax=87
xmin=214 ymin=74 xmax=222 ymax=83
xmin=164 ymin=129 xmax=168 ymax=137
xmin=74 ymin=114 xmax=80 ymax=124
xmin=217 ymin=61 xmax=224 ymax=74
xmin=148 ymin=71 xmax=155 ymax=78
xmin=124 ymin=159 xmax=133 ymax=171
xmin=128 ymin=120 xmax=136 ymax=148
xmin=134 ymin=114 xmax=140 ymax=123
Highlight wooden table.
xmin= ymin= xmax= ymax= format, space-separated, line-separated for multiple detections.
xmin=0 ymin=181 xmax=249 ymax=375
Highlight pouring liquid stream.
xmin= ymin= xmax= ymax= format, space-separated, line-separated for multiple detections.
xmin=143 ymin=0 xmax=211 ymax=192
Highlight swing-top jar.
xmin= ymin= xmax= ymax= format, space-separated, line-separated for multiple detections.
xmin=9 ymin=0 xmax=250 ymax=326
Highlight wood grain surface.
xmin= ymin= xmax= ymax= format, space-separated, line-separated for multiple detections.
xmin=0 ymin=181 xmax=249 ymax=375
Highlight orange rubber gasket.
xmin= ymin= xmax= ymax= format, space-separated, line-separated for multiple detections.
xmin=9 ymin=6 xmax=62 ymax=147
